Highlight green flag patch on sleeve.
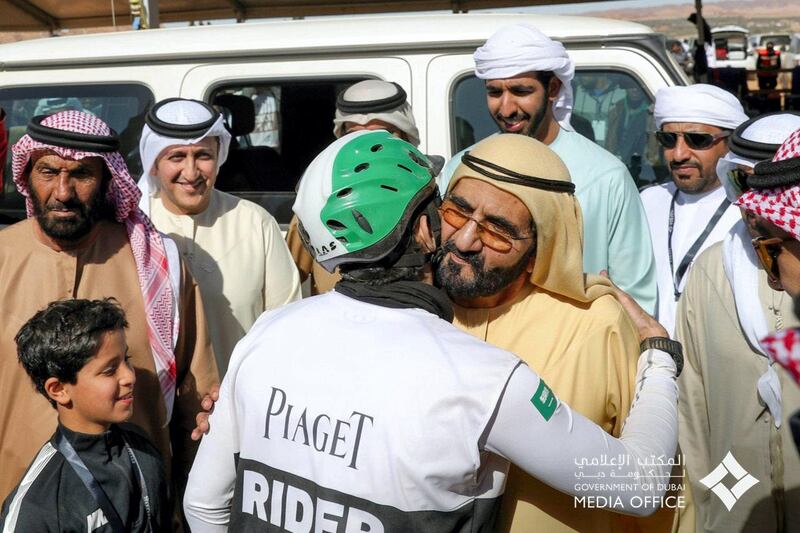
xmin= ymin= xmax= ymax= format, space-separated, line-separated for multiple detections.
xmin=531 ymin=379 xmax=558 ymax=421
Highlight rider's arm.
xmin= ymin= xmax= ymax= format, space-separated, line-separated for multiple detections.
xmin=183 ymin=373 xmax=239 ymax=532
xmin=484 ymin=349 xmax=678 ymax=516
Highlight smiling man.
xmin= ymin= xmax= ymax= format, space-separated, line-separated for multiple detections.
xmin=640 ymin=84 xmax=748 ymax=335
xmin=138 ymin=98 xmax=301 ymax=376
xmin=438 ymin=24 xmax=657 ymax=314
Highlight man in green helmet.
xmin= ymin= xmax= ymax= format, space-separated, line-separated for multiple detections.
xmin=183 ymin=130 xmax=683 ymax=532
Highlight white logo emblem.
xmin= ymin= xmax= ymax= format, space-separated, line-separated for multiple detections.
xmin=699 ymin=452 xmax=759 ymax=511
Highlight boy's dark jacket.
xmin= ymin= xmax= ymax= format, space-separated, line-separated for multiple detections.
xmin=0 ymin=422 xmax=169 ymax=532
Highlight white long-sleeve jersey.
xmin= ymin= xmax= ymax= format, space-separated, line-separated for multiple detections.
xmin=185 ymin=291 xmax=678 ymax=532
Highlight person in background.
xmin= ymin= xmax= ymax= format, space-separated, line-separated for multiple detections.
xmin=675 ymin=113 xmax=800 ymax=533
xmin=438 ymin=23 xmax=658 ymax=315
xmin=0 ymin=110 xmax=219 ymax=511
xmin=640 ymin=84 xmax=747 ymax=335
xmin=285 ymin=79 xmax=437 ymax=295
xmin=138 ymin=98 xmax=301 ymax=376
xmin=756 ymin=41 xmax=782 ymax=91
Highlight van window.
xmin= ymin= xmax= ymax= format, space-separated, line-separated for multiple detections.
xmin=0 ymin=84 xmax=154 ymax=223
xmin=211 ymin=78 xmax=367 ymax=225
xmin=451 ymin=71 xmax=667 ymax=188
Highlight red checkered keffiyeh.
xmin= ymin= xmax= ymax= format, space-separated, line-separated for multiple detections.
xmin=737 ymin=127 xmax=800 ymax=241
xmin=762 ymin=329 xmax=800 ymax=386
xmin=11 ymin=110 xmax=179 ymax=421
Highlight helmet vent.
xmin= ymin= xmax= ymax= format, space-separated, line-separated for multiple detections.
xmin=397 ymin=164 xmax=412 ymax=173
xmin=336 ymin=187 xmax=353 ymax=198
xmin=337 ymin=237 xmax=349 ymax=244
xmin=381 ymin=185 xmax=398 ymax=192
xmin=370 ymin=144 xmax=383 ymax=152
xmin=326 ymin=219 xmax=346 ymax=231
xmin=355 ymin=163 xmax=370 ymax=173
xmin=352 ymin=209 xmax=374 ymax=234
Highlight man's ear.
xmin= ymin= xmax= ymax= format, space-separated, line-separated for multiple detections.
xmin=415 ymin=214 xmax=437 ymax=254
xmin=44 ymin=377 xmax=71 ymax=407
xmin=548 ymin=77 xmax=562 ymax=102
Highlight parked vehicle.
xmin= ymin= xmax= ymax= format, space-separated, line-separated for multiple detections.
xmin=711 ymin=25 xmax=752 ymax=69
xmin=0 ymin=13 xmax=686 ymax=225
xmin=751 ymin=33 xmax=798 ymax=69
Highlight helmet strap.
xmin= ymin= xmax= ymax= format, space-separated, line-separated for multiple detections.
xmin=392 ymin=251 xmax=433 ymax=268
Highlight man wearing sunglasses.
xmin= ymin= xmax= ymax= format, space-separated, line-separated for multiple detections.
xmin=640 ymin=84 xmax=748 ymax=336
xmin=438 ymin=23 xmax=658 ymax=316
xmin=673 ymin=113 xmax=800 ymax=533
xmin=435 ymin=133 xmax=672 ymax=533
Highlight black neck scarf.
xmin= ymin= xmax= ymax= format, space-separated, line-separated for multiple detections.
xmin=336 ymin=280 xmax=454 ymax=323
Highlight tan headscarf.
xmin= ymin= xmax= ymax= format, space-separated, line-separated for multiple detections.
xmin=447 ymin=134 xmax=613 ymax=303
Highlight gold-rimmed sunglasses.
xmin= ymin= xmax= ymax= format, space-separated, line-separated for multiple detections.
xmin=752 ymin=236 xmax=795 ymax=281
xmin=438 ymin=199 xmax=534 ymax=253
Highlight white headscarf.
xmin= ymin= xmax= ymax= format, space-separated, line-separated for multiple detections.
xmin=332 ymin=80 xmax=421 ymax=147
xmin=137 ymin=98 xmax=231 ymax=215
xmin=473 ymin=24 xmax=575 ymax=129
xmin=654 ymin=84 xmax=748 ymax=130
xmin=717 ymin=112 xmax=800 ymax=202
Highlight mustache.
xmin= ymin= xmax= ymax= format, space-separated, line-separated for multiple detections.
xmin=494 ymin=111 xmax=531 ymax=123
xmin=669 ymin=161 xmax=700 ymax=171
xmin=45 ymin=199 xmax=86 ymax=213
xmin=433 ymin=239 xmax=484 ymax=269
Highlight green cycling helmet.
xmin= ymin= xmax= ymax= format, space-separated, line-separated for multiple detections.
xmin=293 ymin=130 xmax=437 ymax=273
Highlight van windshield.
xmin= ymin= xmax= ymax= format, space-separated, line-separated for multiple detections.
xmin=0 ymin=84 xmax=154 ymax=224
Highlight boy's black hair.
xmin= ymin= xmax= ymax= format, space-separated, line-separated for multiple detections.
xmin=15 ymin=298 xmax=128 ymax=408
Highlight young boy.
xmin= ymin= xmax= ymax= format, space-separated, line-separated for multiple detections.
xmin=0 ymin=299 xmax=169 ymax=532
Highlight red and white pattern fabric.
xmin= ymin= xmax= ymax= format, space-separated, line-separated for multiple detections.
xmin=737 ymin=128 xmax=800 ymax=241
xmin=762 ymin=328 xmax=800 ymax=386
xmin=11 ymin=110 xmax=179 ymax=421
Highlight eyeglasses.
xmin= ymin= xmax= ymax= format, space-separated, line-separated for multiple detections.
xmin=655 ymin=130 xmax=731 ymax=150
xmin=752 ymin=236 xmax=795 ymax=281
xmin=439 ymin=199 xmax=534 ymax=253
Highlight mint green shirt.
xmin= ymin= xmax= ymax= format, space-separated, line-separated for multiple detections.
xmin=438 ymin=129 xmax=657 ymax=314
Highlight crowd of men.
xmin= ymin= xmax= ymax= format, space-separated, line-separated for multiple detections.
xmin=1 ymin=21 xmax=800 ymax=533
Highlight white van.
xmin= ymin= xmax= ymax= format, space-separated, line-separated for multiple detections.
xmin=0 ymin=12 xmax=686 ymax=226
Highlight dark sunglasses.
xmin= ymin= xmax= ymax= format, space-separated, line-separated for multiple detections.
xmin=655 ymin=130 xmax=731 ymax=150
xmin=439 ymin=199 xmax=534 ymax=253
xmin=751 ymin=236 xmax=795 ymax=281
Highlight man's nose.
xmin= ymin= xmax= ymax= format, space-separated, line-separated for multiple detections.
xmin=671 ymin=135 xmax=692 ymax=162
xmin=53 ymin=173 xmax=76 ymax=202
xmin=452 ymin=220 xmax=484 ymax=253
xmin=498 ymin=93 xmax=517 ymax=118
xmin=180 ymin=155 xmax=201 ymax=180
